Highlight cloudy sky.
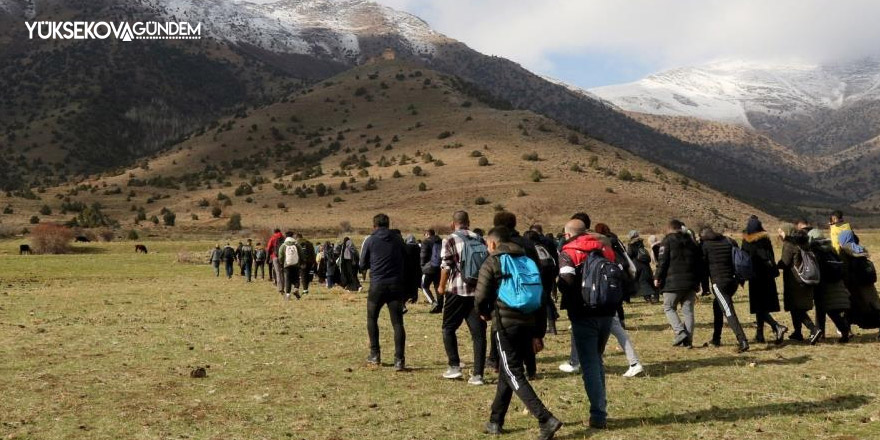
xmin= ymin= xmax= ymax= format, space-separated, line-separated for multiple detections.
xmin=373 ymin=0 xmax=880 ymax=88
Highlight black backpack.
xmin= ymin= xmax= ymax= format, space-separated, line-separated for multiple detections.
xmin=580 ymin=251 xmax=625 ymax=309
xmin=850 ymin=256 xmax=878 ymax=285
xmin=299 ymin=240 xmax=316 ymax=266
xmin=811 ymin=241 xmax=844 ymax=283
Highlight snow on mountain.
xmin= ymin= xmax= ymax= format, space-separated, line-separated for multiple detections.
xmin=142 ymin=0 xmax=446 ymax=62
xmin=590 ymin=58 xmax=880 ymax=128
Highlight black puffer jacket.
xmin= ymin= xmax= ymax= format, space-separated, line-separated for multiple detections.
xmin=779 ymin=231 xmax=814 ymax=312
xmin=655 ymin=231 xmax=703 ymax=293
xmin=700 ymin=231 xmax=738 ymax=292
xmin=475 ymin=242 xmax=548 ymax=338
xmin=741 ymin=232 xmax=780 ymax=314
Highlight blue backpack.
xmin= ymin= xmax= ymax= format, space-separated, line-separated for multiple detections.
xmin=498 ymin=254 xmax=543 ymax=313
xmin=430 ymin=240 xmax=442 ymax=268
xmin=455 ymin=231 xmax=489 ymax=286
xmin=580 ymin=251 xmax=625 ymax=309
xmin=729 ymin=239 xmax=755 ymax=281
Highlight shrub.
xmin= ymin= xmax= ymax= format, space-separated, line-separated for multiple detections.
xmin=227 ymin=213 xmax=243 ymax=231
xmin=99 ymin=229 xmax=115 ymax=242
xmin=211 ymin=206 xmax=222 ymax=218
xmin=392 ymin=170 xmax=403 ymax=178
xmin=191 ymin=213 xmax=199 ymax=220
xmin=530 ymin=170 xmax=544 ymax=182
xmin=478 ymin=156 xmax=490 ymax=167
xmin=570 ymin=164 xmax=583 ymax=173
xmin=493 ymin=204 xmax=505 ymax=212
xmin=316 ymin=183 xmax=327 ymax=197
xmin=412 ymin=166 xmax=423 ymax=176
xmin=475 ymin=196 xmax=490 ymax=206
xmin=150 ymin=215 xmax=159 ymax=225
xmin=39 ymin=205 xmax=52 ymax=215
xmin=567 ymin=133 xmax=580 ymax=145
xmin=516 ymin=189 xmax=527 ymax=197
xmin=433 ymin=160 xmax=445 ymax=167
xmin=618 ymin=169 xmax=634 ymax=182
xmin=30 ymin=223 xmax=74 ymax=254
xmin=127 ymin=230 xmax=139 ymax=240
xmin=470 ymin=150 xmax=483 ymax=158
xmin=437 ymin=131 xmax=452 ymax=139
xmin=277 ymin=202 xmax=286 ymax=209
xmin=163 ymin=210 xmax=176 ymax=226
xmin=333 ymin=196 xmax=344 ymax=203
xmin=339 ymin=220 xmax=353 ymax=233
xmin=418 ymin=182 xmax=427 ymax=191
xmin=364 ymin=178 xmax=378 ymax=191
xmin=198 ymin=198 xmax=210 ymax=207
xmin=3 ymin=205 xmax=13 ymax=214
xmin=606 ymin=187 xmax=615 ymax=193
xmin=29 ymin=215 xmax=40 ymax=224
xmin=522 ymin=152 xmax=540 ymax=161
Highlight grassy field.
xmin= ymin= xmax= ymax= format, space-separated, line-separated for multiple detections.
xmin=2 ymin=236 xmax=880 ymax=440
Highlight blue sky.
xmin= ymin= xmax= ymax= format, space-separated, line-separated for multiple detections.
xmin=374 ymin=0 xmax=880 ymax=89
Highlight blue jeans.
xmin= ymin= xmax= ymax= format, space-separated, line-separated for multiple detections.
xmin=225 ymin=261 xmax=234 ymax=278
xmin=570 ymin=316 xmax=613 ymax=424
xmin=243 ymin=261 xmax=253 ymax=282
xmin=212 ymin=261 xmax=220 ymax=277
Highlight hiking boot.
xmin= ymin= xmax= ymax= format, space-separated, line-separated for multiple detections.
xmin=468 ymin=375 xmax=485 ymax=386
xmin=789 ymin=333 xmax=804 ymax=342
xmin=393 ymin=358 xmax=405 ymax=372
xmin=538 ymin=417 xmax=563 ymax=440
xmin=774 ymin=325 xmax=788 ymax=345
xmin=838 ymin=333 xmax=850 ymax=344
xmin=809 ymin=328 xmax=823 ymax=345
xmin=588 ymin=418 xmax=607 ymax=429
xmin=442 ymin=366 xmax=463 ymax=379
xmin=485 ymin=422 xmax=503 ymax=435
xmin=558 ymin=362 xmax=580 ymax=374
xmin=736 ymin=340 xmax=750 ymax=353
xmin=708 ymin=339 xmax=721 ymax=347
xmin=366 ymin=353 xmax=380 ymax=365
xmin=673 ymin=331 xmax=690 ymax=347
xmin=754 ymin=333 xmax=765 ymax=344
xmin=623 ymin=363 xmax=644 ymax=378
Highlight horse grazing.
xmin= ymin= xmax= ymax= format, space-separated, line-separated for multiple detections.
xmin=75 ymin=236 xmax=91 ymax=243
xmin=19 ymin=244 xmax=31 ymax=255
xmin=135 ymin=244 xmax=148 ymax=254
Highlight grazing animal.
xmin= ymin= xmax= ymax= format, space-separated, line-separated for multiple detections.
xmin=19 ymin=244 xmax=31 ymax=255
xmin=135 ymin=244 xmax=148 ymax=254
xmin=75 ymin=236 xmax=91 ymax=243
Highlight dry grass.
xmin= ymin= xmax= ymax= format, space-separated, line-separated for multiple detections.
xmin=2 ymin=234 xmax=880 ymax=440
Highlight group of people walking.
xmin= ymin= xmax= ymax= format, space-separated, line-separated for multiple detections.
xmin=207 ymin=209 xmax=880 ymax=438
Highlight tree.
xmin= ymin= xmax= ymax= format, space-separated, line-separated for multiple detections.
xmin=29 ymin=215 xmax=40 ymax=224
xmin=418 ymin=182 xmax=427 ymax=191
xmin=412 ymin=166 xmax=423 ymax=176
xmin=227 ymin=213 xmax=242 ymax=231
xmin=392 ymin=170 xmax=403 ymax=178
xmin=163 ymin=210 xmax=176 ymax=226
xmin=316 ymin=183 xmax=327 ymax=197
xmin=618 ymin=169 xmax=634 ymax=182
xmin=39 ymin=205 xmax=52 ymax=215
xmin=211 ymin=206 xmax=222 ymax=218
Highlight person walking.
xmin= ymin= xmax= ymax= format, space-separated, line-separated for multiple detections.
xmin=324 ymin=242 xmax=339 ymax=288
xmin=777 ymin=225 xmax=822 ymax=344
xmin=437 ymin=211 xmax=489 ymax=385
xmin=627 ymin=231 xmax=658 ymax=303
xmin=221 ymin=243 xmax=236 ymax=279
xmin=209 ymin=244 xmax=222 ymax=277
xmin=420 ymin=229 xmax=443 ymax=313
xmin=558 ymin=218 xmax=617 ymax=430
xmin=266 ymin=229 xmax=285 ymax=291
xmin=837 ymin=229 xmax=879 ymax=339
xmin=741 ymin=216 xmax=787 ymax=344
xmin=475 ymin=226 xmax=562 ymax=439
xmin=338 ymin=237 xmax=362 ymax=292
xmin=808 ymin=229 xmax=854 ymax=342
xmin=296 ymin=234 xmax=316 ymax=295
xmin=655 ymin=219 xmax=704 ymax=347
xmin=235 ymin=241 xmax=245 ymax=276
xmin=254 ymin=242 xmax=267 ymax=280
xmin=699 ymin=227 xmax=749 ymax=352
xmin=240 ymin=239 xmax=255 ymax=283
xmin=278 ymin=232 xmax=302 ymax=300
xmin=360 ymin=214 xmax=409 ymax=371
xmin=402 ymin=234 xmax=422 ymax=314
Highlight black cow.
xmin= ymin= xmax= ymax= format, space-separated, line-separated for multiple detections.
xmin=135 ymin=244 xmax=148 ymax=254
xmin=19 ymin=244 xmax=31 ymax=255
xmin=75 ymin=236 xmax=91 ymax=243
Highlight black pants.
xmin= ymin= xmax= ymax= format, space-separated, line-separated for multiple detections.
xmin=367 ymin=283 xmax=406 ymax=361
xmin=255 ymin=260 xmax=266 ymax=279
xmin=268 ymin=261 xmax=275 ymax=281
xmin=790 ymin=310 xmax=817 ymax=335
xmin=442 ymin=294 xmax=486 ymax=376
xmin=490 ymin=325 xmax=552 ymax=426
xmin=489 ymin=328 xmax=536 ymax=376
xmin=711 ymin=282 xmax=748 ymax=344
xmin=284 ymin=266 xmax=300 ymax=294
xmin=816 ymin=307 xmax=850 ymax=337
xmin=300 ymin=263 xmax=314 ymax=291
xmin=421 ymin=272 xmax=441 ymax=303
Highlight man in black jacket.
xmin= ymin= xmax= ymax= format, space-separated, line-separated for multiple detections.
xmin=420 ymin=229 xmax=443 ymax=313
xmin=360 ymin=213 xmax=409 ymax=371
xmin=475 ymin=226 xmax=562 ymax=439
xmin=700 ymin=227 xmax=749 ymax=353
xmin=655 ymin=219 xmax=703 ymax=347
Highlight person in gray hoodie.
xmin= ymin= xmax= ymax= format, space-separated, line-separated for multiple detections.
xmin=209 ymin=244 xmax=223 ymax=277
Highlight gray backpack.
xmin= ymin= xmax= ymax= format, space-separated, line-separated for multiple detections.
xmin=794 ymin=249 xmax=821 ymax=285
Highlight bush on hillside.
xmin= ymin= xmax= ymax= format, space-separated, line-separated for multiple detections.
xmin=31 ymin=223 xmax=74 ymax=254
xmin=227 ymin=213 xmax=242 ymax=231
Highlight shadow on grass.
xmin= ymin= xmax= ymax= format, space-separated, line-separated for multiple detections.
xmin=638 ymin=354 xmax=811 ymax=377
xmin=557 ymin=394 xmax=871 ymax=438
xmin=627 ymin=322 xmax=717 ymax=332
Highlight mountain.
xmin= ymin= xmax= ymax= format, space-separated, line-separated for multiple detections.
xmin=591 ymin=58 xmax=880 ymax=155
xmin=0 ymin=61 xmax=768 ymax=233
xmin=0 ymin=0 xmax=829 ymax=218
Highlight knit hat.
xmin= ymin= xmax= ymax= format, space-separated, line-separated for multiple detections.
xmin=746 ymin=215 xmax=764 ymax=234
xmin=627 ymin=230 xmax=640 ymax=241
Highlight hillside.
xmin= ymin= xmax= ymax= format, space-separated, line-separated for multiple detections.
xmin=0 ymin=61 xmax=769 ymax=235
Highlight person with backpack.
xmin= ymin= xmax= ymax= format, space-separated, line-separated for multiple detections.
xmin=837 ymin=229 xmax=879 ymax=339
xmin=239 ymin=239 xmax=255 ymax=283
xmin=699 ymin=227 xmax=750 ymax=352
xmin=437 ymin=210 xmax=488 ymax=385
xmin=525 ymin=229 xmax=560 ymax=336
xmin=402 ymin=234 xmax=423 ymax=314
xmin=741 ymin=216 xmax=787 ymax=344
xmin=808 ymin=229 xmax=853 ymax=342
xmin=221 ymin=243 xmax=236 ymax=279
xmin=295 ymin=234 xmax=316 ymax=295
xmin=254 ymin=242 xmax=267 ymax=280
xmin=266 ymin=229 xmax=285 ymax=292
xmin=475 ymin=226 xmax=562 ymax=439
xmin=324 ymin=242 xmax=339 ymax=288
xmin=209 ymin=244 xmax=223 ymax=277
xmin=420 ymin=229 xmax=443 ymax=313
xmin=627 ymin=231 xmax=658 ymax=303
xmin=777 ymin=224 xmax=822 ymax=344
xmin=277 ymin=232 xmax=302 ymax=300
xmin=360 ymin=214 xmax=409 ymax=371
xmin=235 ymin=242 xmax=245 ymax=276
xmin=557 ymin=218 xmax=618 ymax=430
xmin=655 ymin=219 xmax=704 ymax=348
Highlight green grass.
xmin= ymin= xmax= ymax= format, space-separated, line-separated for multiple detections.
xmin=1 ymin=238 xmax=880 ymax=440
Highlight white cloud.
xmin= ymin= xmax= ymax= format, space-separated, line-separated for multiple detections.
xmin=373 ymin=0 xmax=880 ymax=74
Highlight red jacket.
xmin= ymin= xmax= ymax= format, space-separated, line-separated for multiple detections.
xmin=266 ymin=232 xmax=284 ymax=260
xmin=561 ymin=233 xmax=616 ymax=266
xmin=558 ymin=232 xmax=617 ymax=317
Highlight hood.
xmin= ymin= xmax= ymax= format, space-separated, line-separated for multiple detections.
xmin=371 ymin=227 xmax=395 ymax=242
xmin=562 ymin=233 xmax=608 ymax=253
xmin=493 ymin=241 xmax=525 ymax=256
xmin=807 ymin=228 xmax=825 ymax=242
xmin=743 ymin=231 xmax=769 ymax=243
xmin=784 ymin=229 xmax=808 ymax=246
xmin=405 ymin=234 xmax=416 ymax=245
xmin=700 ymin=229 xmax=722 ymax=241
xmin=838 ymin=230 xmax=866 ymax=254
xmin=283 ymin=237 xmax=296 ymax=245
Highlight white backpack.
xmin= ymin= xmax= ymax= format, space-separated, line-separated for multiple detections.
xmin=284 ymin=244 xmax=300 ymax=267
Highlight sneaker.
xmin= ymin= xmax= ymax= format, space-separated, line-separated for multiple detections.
xmin=622 ymin=363 xmax=644 ymax=378
xmin=485 ymin=422 xmax=503 ymax=435
xmin=302 ymin=290 xmax=309 ymax=295
xmin=283 ymin=293 xmax=291 ymax=301
xmin=393 ymin=358 xmax=405 ymax=372
xmin=468 ymin=375 xmax=484 ymax=385
xmin=293 ymin=290 xmax=301 ymax=300
xmin=588 ymin=418 xmax=607 ymax=429
xmin=558 ymin=362 xmax=580 ymax=374
xmin=736 ymin=340 xmax=750 ymax=353
xmin=538 ymin=417 xmax=563 ymax=440
xmin=442 ymin=366 xmax=463 ymax=379
xmin=366 ymin=353 xmax=380 ymax=365
xmin=708 ymin=339 xmax=721 ymax=347
xmin=789 ymin=333 xmax=805 ymax=342
xmin=809 ymin=328 xmax=823 ymax=345
xmin=673 ymin=331 xmax=690 ymax=347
